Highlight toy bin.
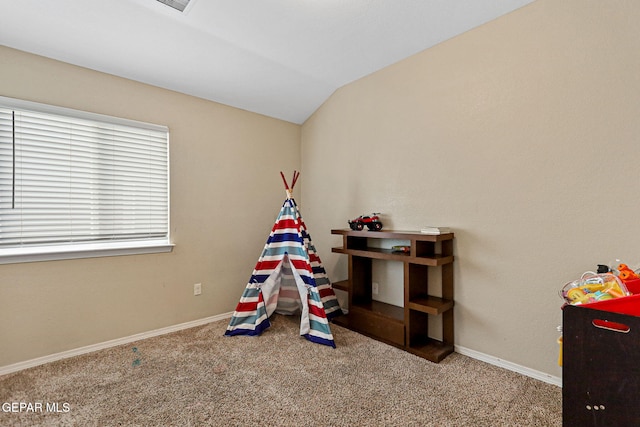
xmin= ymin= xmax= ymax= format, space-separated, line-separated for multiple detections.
xmin=562 ymin=295 xmax=640 ymax=426
xmin=622 ymin=277 xmax=640 ymax=295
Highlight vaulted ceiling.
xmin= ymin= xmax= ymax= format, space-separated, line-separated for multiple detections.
xmin=1 ymin=0 xmax=534 ymax=124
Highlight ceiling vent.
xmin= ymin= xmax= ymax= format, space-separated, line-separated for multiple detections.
xmin=156 ymin=0 xmax=191 ymax=12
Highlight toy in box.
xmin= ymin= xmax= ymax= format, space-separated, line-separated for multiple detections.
xmin=560 ymin=272 xmax=630 ymax=306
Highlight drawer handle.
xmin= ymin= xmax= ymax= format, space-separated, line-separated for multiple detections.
xmin=592 ymin=319 xmax=630 ymax=333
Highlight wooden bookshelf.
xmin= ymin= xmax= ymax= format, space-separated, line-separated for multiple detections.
xmin=331 ymin=229 xmax=455 ymax=363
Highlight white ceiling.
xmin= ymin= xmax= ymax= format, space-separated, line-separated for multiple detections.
xmin=0 ymin=0 xmax=534 ymax=124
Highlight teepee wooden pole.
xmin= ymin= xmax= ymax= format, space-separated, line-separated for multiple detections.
xmin=280 ymin=171 xmax=289 ymax=190
xmin=291 ymin=171 xmax=300 ymax=190
xmin=280 ymin=171 xmax=295 ymax=199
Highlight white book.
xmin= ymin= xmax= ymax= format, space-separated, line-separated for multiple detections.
xmin=420 ymin=226 xmax=451 ymax=234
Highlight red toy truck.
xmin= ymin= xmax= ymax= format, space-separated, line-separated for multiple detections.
xmin=348 ymin=213 xmax=383 ymax=231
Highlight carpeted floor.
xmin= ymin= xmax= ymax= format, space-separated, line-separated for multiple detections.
xmin=0 ymin=315 xmax=561 ymax=426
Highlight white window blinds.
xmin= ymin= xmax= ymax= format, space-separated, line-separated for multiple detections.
xmin=0 ymin=97 xmax=169 ymax=256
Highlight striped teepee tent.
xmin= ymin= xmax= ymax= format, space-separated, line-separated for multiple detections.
xmin=224 ymin=171 xmax=342 ymax=347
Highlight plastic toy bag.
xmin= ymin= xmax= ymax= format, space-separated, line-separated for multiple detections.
xmin=560 ymin=272 xmax=630 ymax=305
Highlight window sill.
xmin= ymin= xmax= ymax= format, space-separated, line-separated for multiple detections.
xmin=0 ymin=241 xmax=174 ymax=265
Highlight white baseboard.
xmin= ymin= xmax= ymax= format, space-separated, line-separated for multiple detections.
xmin=455 ymin=345 xmax=562 ymax=387
xmin=0 ymin=312 xmax=233 ymax=376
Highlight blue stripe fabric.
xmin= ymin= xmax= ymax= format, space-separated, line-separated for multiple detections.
xmin=224 ymin=317 xmax=271 ymax=336
xmin=312 ymin=266 xmax=327 ymax=275
xmin=266 ymin=233 xmax=300 ymax=244
xmin=309 ymin=318 xmax=333 ymax=336
xmin=262 ymin=246 xmax=307 ymax=258
xmin=303 ymin=334 xmax=336 ymax=348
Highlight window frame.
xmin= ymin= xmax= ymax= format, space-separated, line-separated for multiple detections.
xmin=0 ymin=96 xmax=173 ymax=264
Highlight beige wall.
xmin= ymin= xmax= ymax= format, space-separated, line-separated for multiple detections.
xmin=301 ymin=0 xmax=640 ymax=377
xmin=0 ymin=46 xmax=301 ymax=366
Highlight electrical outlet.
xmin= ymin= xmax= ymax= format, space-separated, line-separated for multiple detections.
xmin=194 ymin=283 xmax=202 ymax=296
xmin=372 ymin=281 xmax=379 ymax=295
